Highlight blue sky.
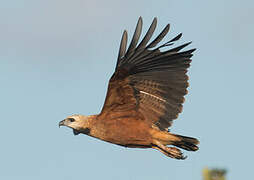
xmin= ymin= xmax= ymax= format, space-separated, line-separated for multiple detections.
xmin=1 ymin=0 xmax=254 ymax=180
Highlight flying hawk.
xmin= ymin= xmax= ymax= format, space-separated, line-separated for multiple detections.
xmin=59 ymin=17 xmax=199 ymax=159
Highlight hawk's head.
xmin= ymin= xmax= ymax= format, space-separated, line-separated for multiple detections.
xmin=59 ymin=115 xmax=91 ymax=135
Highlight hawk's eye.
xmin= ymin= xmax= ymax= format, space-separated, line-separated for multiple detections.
xmin=69 ymin=118 xmax=75 ymax=122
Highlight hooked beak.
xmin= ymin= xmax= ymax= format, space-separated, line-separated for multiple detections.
xmin=59 ymin=119 xmax=65 ymax=128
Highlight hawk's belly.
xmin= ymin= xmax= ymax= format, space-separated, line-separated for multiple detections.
xmin=91 ymin=116 xmax=153 ymax=147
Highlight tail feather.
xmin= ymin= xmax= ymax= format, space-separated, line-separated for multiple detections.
xmin=173 ymin=134 xmax=199 ymax=151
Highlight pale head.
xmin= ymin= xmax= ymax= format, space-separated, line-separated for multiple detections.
xmin=59 ymin=114 xmax=91 ymax=135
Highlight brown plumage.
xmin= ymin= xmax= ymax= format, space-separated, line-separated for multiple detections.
xmin=59 ymin=17 xmax=199 ymax=159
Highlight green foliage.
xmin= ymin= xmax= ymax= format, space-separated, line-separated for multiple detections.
xmin=203 ymin=167 xmax=227 ymax=180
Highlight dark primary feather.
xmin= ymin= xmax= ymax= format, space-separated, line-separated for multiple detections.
xmin=101 ymin=17 xmax=195 ymax=131
xmin=127 ymin=17 xmax=157 ymax=63
xmin=125 ymin=17 xmax=143 ymax=59
xmin=116 ymin=30 xmax=127 ymax=68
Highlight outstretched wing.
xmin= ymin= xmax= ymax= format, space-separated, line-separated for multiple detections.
xmin=99 ymin=17 xmax=195 ymax=130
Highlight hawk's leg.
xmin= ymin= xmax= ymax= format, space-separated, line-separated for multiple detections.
xmin=152 ymin=140 xmax=186 ymax=160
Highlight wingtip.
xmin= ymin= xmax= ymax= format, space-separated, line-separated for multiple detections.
xmin=122 ymin=30 xmax=128 ymax=43
xmin=177 ymin=33 xmax=183 ymax=40
xmin=152 ymin=17 xmax=158 ymax=27
xmin=166 ymin=24 xmax=170 ymax=31
xmin=190 ymin=48 xmax=197 ymax=53
xmin=138 ymin=16 xmax=143 ymax=24
xmin=122 ymin=30 xmax=128 ymax=40
xmin=123 ymin=29 xmax=128 ymax=35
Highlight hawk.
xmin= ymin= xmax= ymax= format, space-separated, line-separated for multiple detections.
xmin=59 ymin=17 xmax=199 ymax=159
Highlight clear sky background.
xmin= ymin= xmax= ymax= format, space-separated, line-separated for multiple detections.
xmin=1 ymin=0 xmax=253 ymax=180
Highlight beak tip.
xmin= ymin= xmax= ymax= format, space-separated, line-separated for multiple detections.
xmin=58 ymin=120 xmax=65 ymax=128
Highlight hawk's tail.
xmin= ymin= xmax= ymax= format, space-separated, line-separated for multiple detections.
xmin=172 ymin=134 xmax=199 ymax=151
